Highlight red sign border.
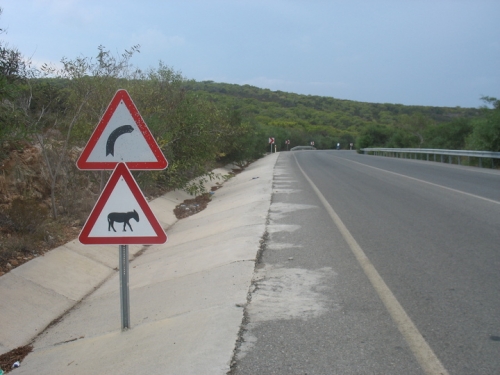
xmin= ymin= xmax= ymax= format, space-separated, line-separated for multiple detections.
xmin=77 ymin=89 xmax=168 ymax=170
xmin=79 ymin=163 xmax=167 ymax=245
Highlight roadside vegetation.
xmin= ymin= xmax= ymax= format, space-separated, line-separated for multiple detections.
xmin=0 ymin=5 xmax=498 ymax=274
xmin=186 ymin=81 xmax=499 ymax=155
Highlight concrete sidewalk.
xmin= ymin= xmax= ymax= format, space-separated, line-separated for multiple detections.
xmin=0 ymin=153 xmax=278 ymax=375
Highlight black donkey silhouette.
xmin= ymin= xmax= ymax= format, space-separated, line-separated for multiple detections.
xmin=108 ymin=210 xmax=139 ymax=232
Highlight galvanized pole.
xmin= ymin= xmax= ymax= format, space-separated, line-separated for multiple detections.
xmin=119 ymin=244 xmax=130 ymax=330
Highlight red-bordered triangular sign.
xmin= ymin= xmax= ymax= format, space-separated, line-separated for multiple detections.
xmin=77 ymin=89 xmax=168 ymax=170
xmin=79 ymin=163 xmax=167 ymax=245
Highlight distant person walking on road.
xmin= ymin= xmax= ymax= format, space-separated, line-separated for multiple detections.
xmin=336 ymin=143 xmax=340 ymax=150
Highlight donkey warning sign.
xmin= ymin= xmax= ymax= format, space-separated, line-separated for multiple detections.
xmin=79 ymin=162 xmax=167 ymax=245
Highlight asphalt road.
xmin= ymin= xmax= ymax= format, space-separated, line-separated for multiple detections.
xmin=231 ymin=150 xmax=500 ymax=375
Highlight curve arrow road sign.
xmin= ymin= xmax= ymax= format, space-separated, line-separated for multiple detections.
xmin=77 ymin=89 xmax=168 ymax=170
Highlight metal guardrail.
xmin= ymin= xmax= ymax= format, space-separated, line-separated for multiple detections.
xmin=360 ymin=148 xmax=500 ymax=168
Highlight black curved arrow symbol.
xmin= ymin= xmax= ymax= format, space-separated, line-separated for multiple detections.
xmin=106 ymin=125 xmax=134 ymax=157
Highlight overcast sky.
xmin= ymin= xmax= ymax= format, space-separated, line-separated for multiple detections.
xmin=1 ymin=0 xmax=499 ymax=108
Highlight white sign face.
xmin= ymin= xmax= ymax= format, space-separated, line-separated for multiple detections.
xmin=88 ymin=177 xmax=156 ymax=237
xmin=86 ymin=100 xmax=157 ymax=164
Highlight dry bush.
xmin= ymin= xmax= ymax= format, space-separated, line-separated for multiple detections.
xmin=7 ymin=198 xmax=49 ymax=234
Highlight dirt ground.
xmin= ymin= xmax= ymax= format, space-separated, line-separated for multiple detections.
xmin=0 ymin=345 xmax=32 ymax=373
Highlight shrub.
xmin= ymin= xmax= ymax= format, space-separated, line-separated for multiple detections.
xmin=7 ymin=198 xmax=49 ymax=234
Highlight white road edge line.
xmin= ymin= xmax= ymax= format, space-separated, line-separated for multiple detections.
xmin=342 ymin=156 xmax=500 ymax=206
xmin=293 ymin=154 xmax=449 ymax=375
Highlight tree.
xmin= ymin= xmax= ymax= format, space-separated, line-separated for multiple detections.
xmin=111 ymin=62 xmax=251 ymax=195
xmin=356 ymin=124 xmax=391 ymax=149
xmin=395 ymin=113 xmax=431 ymax=147
xmin=0 ymin=7 xmax=31 ymax=148
xmin=466 ymin=97 xmax=500 ymax=154
xmin=24 ymin=46 xmax=140 ymax=219
xmin=0 ymin=43 xmax=26 ymax=100
xmin=423 ymin=118 xmax=472 ymax=150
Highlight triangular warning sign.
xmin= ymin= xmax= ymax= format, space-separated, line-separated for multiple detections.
xmin=77 ymin=89 xmax=168 ymax=170
xmin=79 ymin=163 xmax=167 ymax=245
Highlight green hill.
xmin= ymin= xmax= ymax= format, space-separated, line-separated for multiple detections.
xmin=184 ymin=80 xmax=483 ymax=151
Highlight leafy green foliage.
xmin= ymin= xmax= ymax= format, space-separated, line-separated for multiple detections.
xmin=184 ymin=81 xmax=482 ymax=150
xmin=122 ymin=64 xmax=250 ymax=193
xmin=423 ymin=118 xmax=472 ymax=150
xmin=466 ymin=97 xmax=500 ymax=154
xmin=0 ymin=42 xmax=29 ymax=149
xmin=356 ymin=125 xmax=391 ymax=149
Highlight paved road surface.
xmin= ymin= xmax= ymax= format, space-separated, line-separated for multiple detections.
xmin=231 ymin=150 xmax=500 ymax=375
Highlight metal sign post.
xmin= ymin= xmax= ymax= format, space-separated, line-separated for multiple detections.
xmin=119 ymin=244 xmax=130 ymax=330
